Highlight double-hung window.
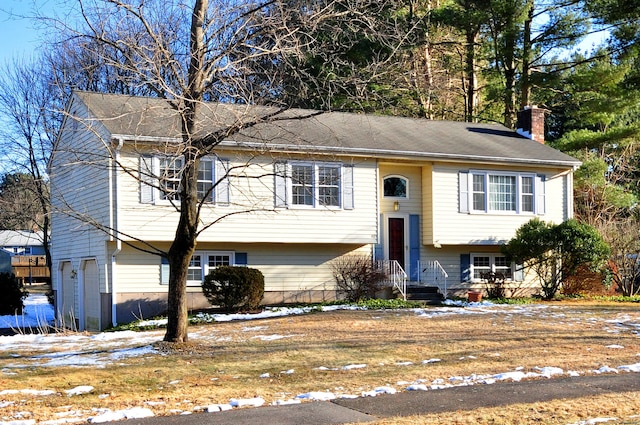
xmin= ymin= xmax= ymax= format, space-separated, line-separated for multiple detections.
xmin=460 ymin=170 xmax=543 ymax=214
xmin=275 ymin=161 xmax=354 ymax=209
xmin=197 ymin=160 xmax=214 ymax=202
xmin=317 ymin=165 xmax=341 ymax=206
xmin=159 ymin=157 xmax=184 ymax=201
xmin=140 ymin=155 xmax=229 ymax=205
xmin=470 ymin=253 xmax=515 ymax=281
xmin=186 ymin=251 xmax=234 ymax=286
xmin=292 ymin=164 xmax=314 ymax=206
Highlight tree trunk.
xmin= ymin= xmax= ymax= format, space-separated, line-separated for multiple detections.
xmin=163 ymin=153 xmax=200 ymax=343
xmin=163 ymin=0 xmax=208 ymax=343
xmin=520 ymin=0 xmax=534 ymax=109
xmin=500 ymin=4 xmax=518 ymax=128
xmin=464 ymin=28 xmax=478 ymax=122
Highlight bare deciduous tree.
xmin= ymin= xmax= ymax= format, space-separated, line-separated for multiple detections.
xmin=0 ymin=57 xmax=60 ymax=275
xmin=49 ymin=0 xmax=414 ymax=342
xmin=601 ymin=220 xmax=640 ymax=296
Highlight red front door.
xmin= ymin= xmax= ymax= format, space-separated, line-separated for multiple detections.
xmin=388 ymin=217 xmax=405 ymax=267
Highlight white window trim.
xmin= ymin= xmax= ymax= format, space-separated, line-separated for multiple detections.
xmin=186 ymin=250 xmax=236 ymax=286
xmin=288 ymin=161 xmax=343 ymax=209
xmin=382 ymin=175 xmax=409 ymax=199
xmin=141 ymin=155 xmax=229 ymax=206
xmin=156 ymin=156 xmax=184 ymax=204
xmin=468 ymin=170 xmax=537 ymax=215
xmin=470 ymin=253 xmax=515 ymax=282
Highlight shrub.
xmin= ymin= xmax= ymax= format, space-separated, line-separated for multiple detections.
xmin=202 ymin=266 xmax=264 ymax=312
xmin=0 ymin=272 xmax=28 ymax=315
xmin=481 ymin=271 xmax=507 ymax=299
xmin=331 ymin=255 xmax=387 ymax=302
xmin=503 ymin=218 xmax=610 ymax=300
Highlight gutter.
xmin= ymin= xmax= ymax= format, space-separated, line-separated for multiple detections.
xmin=110 ymin=138 xmax=124 ymax=327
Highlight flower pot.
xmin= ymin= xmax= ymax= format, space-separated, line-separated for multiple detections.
xmin=467 ymin=291 xmax=482 ymax=302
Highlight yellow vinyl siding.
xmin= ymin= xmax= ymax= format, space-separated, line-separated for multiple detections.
xmin=420 ymin=245 xmax=539 ymax=291
xmin=430 ymin=163 xmax=569 ymax=245
xmin=422 ymin=164 xmax=434 ymax=244
xmin=115 ymin=151 xmax=378 ymax=244
xmin=378 ymin=164 xmax=423 ymax=215
xmin=112 ymin=242 xmax=369 ymax=294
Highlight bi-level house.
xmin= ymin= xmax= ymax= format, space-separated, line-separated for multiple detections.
xmin=49 ymin=91 xmax=580 ymax=331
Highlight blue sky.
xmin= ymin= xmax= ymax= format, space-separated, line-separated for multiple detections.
xmin=0 ymin=0 xmax=58 ymax=64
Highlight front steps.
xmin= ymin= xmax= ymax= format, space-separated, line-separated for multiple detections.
xmin=404 ymin=285 xmax=445 ymax=304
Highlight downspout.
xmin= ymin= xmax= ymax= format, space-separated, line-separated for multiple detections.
xmin=111 ymin=138 xmax=124 ymax=327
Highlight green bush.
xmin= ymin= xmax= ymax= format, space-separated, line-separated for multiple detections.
xmin=202 ymin=266 xmax=264 ymax=312
xmin=0 ymin=272 xmax=28 ymax=315
xmin=503 ymin=218 xmax=610 ymax=300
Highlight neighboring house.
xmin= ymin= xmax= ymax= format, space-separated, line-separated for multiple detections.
xmin=0 ymin=230 xmax=49 ymax=284
xmin=49 ymin=92 xmax=580 ymax=331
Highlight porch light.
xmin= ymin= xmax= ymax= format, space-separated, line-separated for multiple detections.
xmin=393 ymin=201 xmax=400 ymax=211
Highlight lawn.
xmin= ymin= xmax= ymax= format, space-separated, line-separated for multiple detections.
xmin=1 ymin=300 xmax=640 ymax=424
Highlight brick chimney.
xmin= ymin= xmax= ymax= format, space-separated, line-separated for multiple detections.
xmin=516 ymin=105 xmax=546 ymax=144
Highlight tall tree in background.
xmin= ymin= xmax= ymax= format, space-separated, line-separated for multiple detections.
xmin=484 ymin=0 xmax=592 ymax=127
xmin=544 ymin=51 xmax=640 ymax=227
xmin=0 ymin=173 xmax=46 ymax=231
xmin=0 ymin=57 xmax=59 ymax=275
xmin=432 ymin=0 xmax=490 ymax=121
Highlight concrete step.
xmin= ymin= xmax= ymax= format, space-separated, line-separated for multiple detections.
xmin=404 ymin=285 xmax=445 ymax=304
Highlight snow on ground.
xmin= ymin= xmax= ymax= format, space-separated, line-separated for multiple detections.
xmin=1 ymin=296 xmax=640 ymax=424
xmin=0 ymin=294 xmax=54 ymax=330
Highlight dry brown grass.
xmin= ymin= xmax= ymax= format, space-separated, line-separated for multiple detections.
xmin=1 ymin=301 xmax=640 ymax=424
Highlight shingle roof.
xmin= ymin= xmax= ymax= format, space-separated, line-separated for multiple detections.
xmin=74 ymin=91 xmax=580 ymax=168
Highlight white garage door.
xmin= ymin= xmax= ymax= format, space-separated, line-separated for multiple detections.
xmin=60 ymin=261 xmax=76 ymax=330
xmin=82 ymin=259 xmax=101 ymax=331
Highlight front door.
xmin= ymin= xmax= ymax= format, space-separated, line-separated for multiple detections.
xmin=388 ymin=217 xmax=405 ymax=268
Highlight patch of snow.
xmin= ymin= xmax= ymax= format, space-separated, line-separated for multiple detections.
xmin=295 ymin=391 xmax=336 ymax=401
xmin=88 ymin=407 xmax=153 ymax=423
xmin=251 ymin=334 xmax=299 ymax=341
xmin=406 ymin=384 xmax=429 ymax=391
xmin=341 ymin=364 xmax=367 ymax=370
xmin=606 ymin=345 xmax=624 ymax=349
xmin=229 ymin=397 xmax=265 ymax=408
xmin=567 ymin=418 xmax=618 ymax=425
xmin=617 ymin=362 xmax=640 ymax=372
xmin=533 ymin=366 xmax=564 ymax=378
xmin=0 ymin=389 xmax=56 ymax=396
xmin=362 ymin=386 xmax=396 ymax=397
xmin=242 ymin=326 xmax=268 ymax=332
xmin=206 ymin=404 xmax=233 ymax=412
xmin=65 ymin=386 xmax=94 ymax=396
xmin=492 ymin=371 xmax=527 ymax=382
xmin=0 ymin=294 xmax=54 ymax=330
xmin=594 ymin=366 xmax=618 ymax=374
xmin=422 ymin=358 xmax=441 ymax=364
xmin=271 ymin=399 xmax=301 ymax=406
